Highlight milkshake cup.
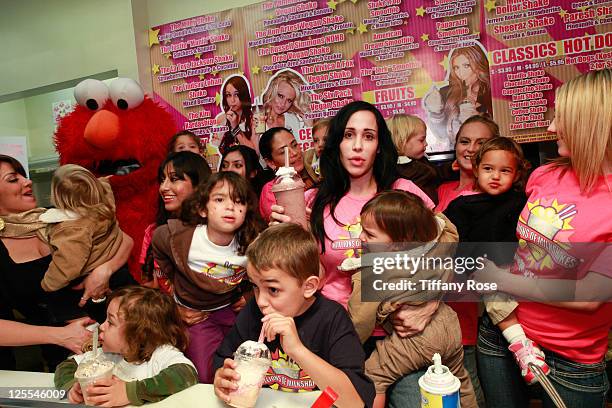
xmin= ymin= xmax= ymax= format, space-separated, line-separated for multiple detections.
xmin=418 ymin=353 xmax=461 ymax=408
xmin=271 ymin=166 xmax=307 ymax=228
xmin=253 ymin=99 xmax=266 ymax=135
xmin=228 ymin=340 xmax=271 ymax=408
xmin=74 ymin=357 xmax=115 ymax=405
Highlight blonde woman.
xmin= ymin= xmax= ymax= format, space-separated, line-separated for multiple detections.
xmin=475 ymin=69 xmax=612 ymax=407
xmin=261 ymin=69 xmax=312 ymax=136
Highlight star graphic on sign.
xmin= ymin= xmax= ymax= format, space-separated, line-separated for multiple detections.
xmin=199 ymin=74 xmax=206 ymax=80
xmin=215 ymin=92 xmax=222 ymax=105
xmin=559 ymin=9 xmax=568 ymax=18
xmin=164 ymin=40 xmax=171 ymax=45
xmin=350 ymin=0 xmax=358 ymax=3
xmin=577 ymin=5 xmax=590 ymax=11
xmin=233 ymin=51 xmax=238 ymax=55
xmin=439 ymin=54 xmax=450 ymax=71
xmin=357 ymin=22 xmax=368 ymax=34
xmin=415 ymin=6 xmax=426 ymax=17
xmin=163 ymin=53 xmax=171 ymax=59
xmin=420 ymin=33 xmax=429 ymax=41
xmin=328 ymin=0 xmax=338 ymax=9
xmin=194 ymin=53 xmax=201 ymax=59
xmin=211 ymin=70 xmax=220 ymax=76
xmin=152 ymin=64 xmax=160 ymax=75
xmin=252 ymin=65 xmax=261 ymax=75
xmin=484 ymin=0 xmax=496 ymax=12
xmin=148 ymin=28 xmax=160 ymax=47
xmin=346 ymin=27 xmax=355 ymax=34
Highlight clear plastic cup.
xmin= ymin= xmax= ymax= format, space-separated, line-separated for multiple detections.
xmin=228 ymin=341 xmax=271 ymax=408
xmin=74 ymin=358 xmax=115 ymax=405
xmin=253 ymin=104 xmax=266 ymax=135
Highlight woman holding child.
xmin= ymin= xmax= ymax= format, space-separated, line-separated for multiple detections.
xmin=475 ymin=69 xmax=612 ymax=407
xmin=0 ymin=155 xmax=133 ymax=368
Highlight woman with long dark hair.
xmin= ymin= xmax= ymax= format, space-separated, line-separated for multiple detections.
xmin=140 ymin=151 xmax=211 ymax=292
xmin=220 ymin=145 xmax=271 ymax=196
xmin=274 ymin=101 xmax=434 ymax=306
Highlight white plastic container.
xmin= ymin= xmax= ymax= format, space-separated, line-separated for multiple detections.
xmin=418 ymin=353 xmax=461 ymax=408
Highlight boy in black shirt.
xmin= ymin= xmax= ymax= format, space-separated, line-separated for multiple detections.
xmin=213 ymin=224 xmax=375 ymax=407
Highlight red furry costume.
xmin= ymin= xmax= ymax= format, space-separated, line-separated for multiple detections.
xmin=54 ymin=78 xmax=176 ymax=282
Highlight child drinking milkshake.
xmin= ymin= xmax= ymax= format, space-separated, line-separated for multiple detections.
xmin=54 ymin=286 xmax=197 ymax=406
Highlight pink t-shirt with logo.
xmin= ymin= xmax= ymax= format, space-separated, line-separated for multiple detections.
xmin=513 ymin=164 xmax=612 ymax=363
xmin=307 ymin=178 xmax=434 ymax=308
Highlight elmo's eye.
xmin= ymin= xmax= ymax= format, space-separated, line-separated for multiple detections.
xmin=109 ymin=78 xmax=144 ymax=110
xmin=74 ymin=79 xmax=109 ymax=111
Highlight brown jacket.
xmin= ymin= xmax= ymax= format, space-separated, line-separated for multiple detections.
xmin=43 ymin=215 xmax=122 ymax=291
xmin=348 ymin=213 xmax=458 ymax=342
xmin=365 ymin=303 xmax=477 ymax=407
xmin=0 ymin=178 xmax=122 ymax=292
xmin=152 ymin=219 xmax=245 ymax=310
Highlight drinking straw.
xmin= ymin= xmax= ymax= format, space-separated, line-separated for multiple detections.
xmin=284 ymin=146 xmax=289 ymax=168
xmin=92 ymin=323 xmax=99 ymax=359
xmin=258 ymin=325 xmax=265 ymax=344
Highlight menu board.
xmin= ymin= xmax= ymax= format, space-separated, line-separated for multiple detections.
xmin=485 ymin=0 xmax=612 ymax=143
xmin=148 ymin=0 xmax=611 ymax=163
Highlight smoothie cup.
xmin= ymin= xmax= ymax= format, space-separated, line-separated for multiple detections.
xmin=271 ymin=166 xmax=306 ymax=228
xmin=74 ymin=358 xmax=115 ymax=405
xmin=228 ymin=340 xmax=271 ymax=408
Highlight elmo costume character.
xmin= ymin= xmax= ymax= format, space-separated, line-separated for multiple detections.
xmin=54 ymin=78 xmax=176 ymax=282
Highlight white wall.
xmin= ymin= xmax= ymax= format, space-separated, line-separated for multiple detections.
xmin=0 ymin=0 xmax=138 ymax=96
xmin=0 ymin=0 xmax=261 ymax=162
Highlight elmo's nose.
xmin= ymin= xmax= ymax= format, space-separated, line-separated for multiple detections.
xmin=84 ymin=110 xmax=120 ymax=149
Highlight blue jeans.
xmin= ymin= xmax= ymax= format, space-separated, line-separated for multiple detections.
xmin=387 ymin=369 xmax=426 ymax=408
xmin=464 ymin=345 xmax=486 ymax=408
xmin=477 ymin=314 xmax=609 ymax=408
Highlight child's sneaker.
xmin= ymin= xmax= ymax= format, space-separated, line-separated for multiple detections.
xmin=508 ymin=339 xmax=550 ymax=384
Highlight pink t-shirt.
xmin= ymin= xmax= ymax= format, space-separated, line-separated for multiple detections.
xmin=513 ymin=164 xmax=612 ymax=363
xmin=259 ymin=180 xmax=276 ymax=223
xmin=436 ymin=180 xmax=477 ymax=213
xmin=307 ymin=179 xmax=434 ymax=308
xmin=436 ymin=181 xmax=479 ymax=345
